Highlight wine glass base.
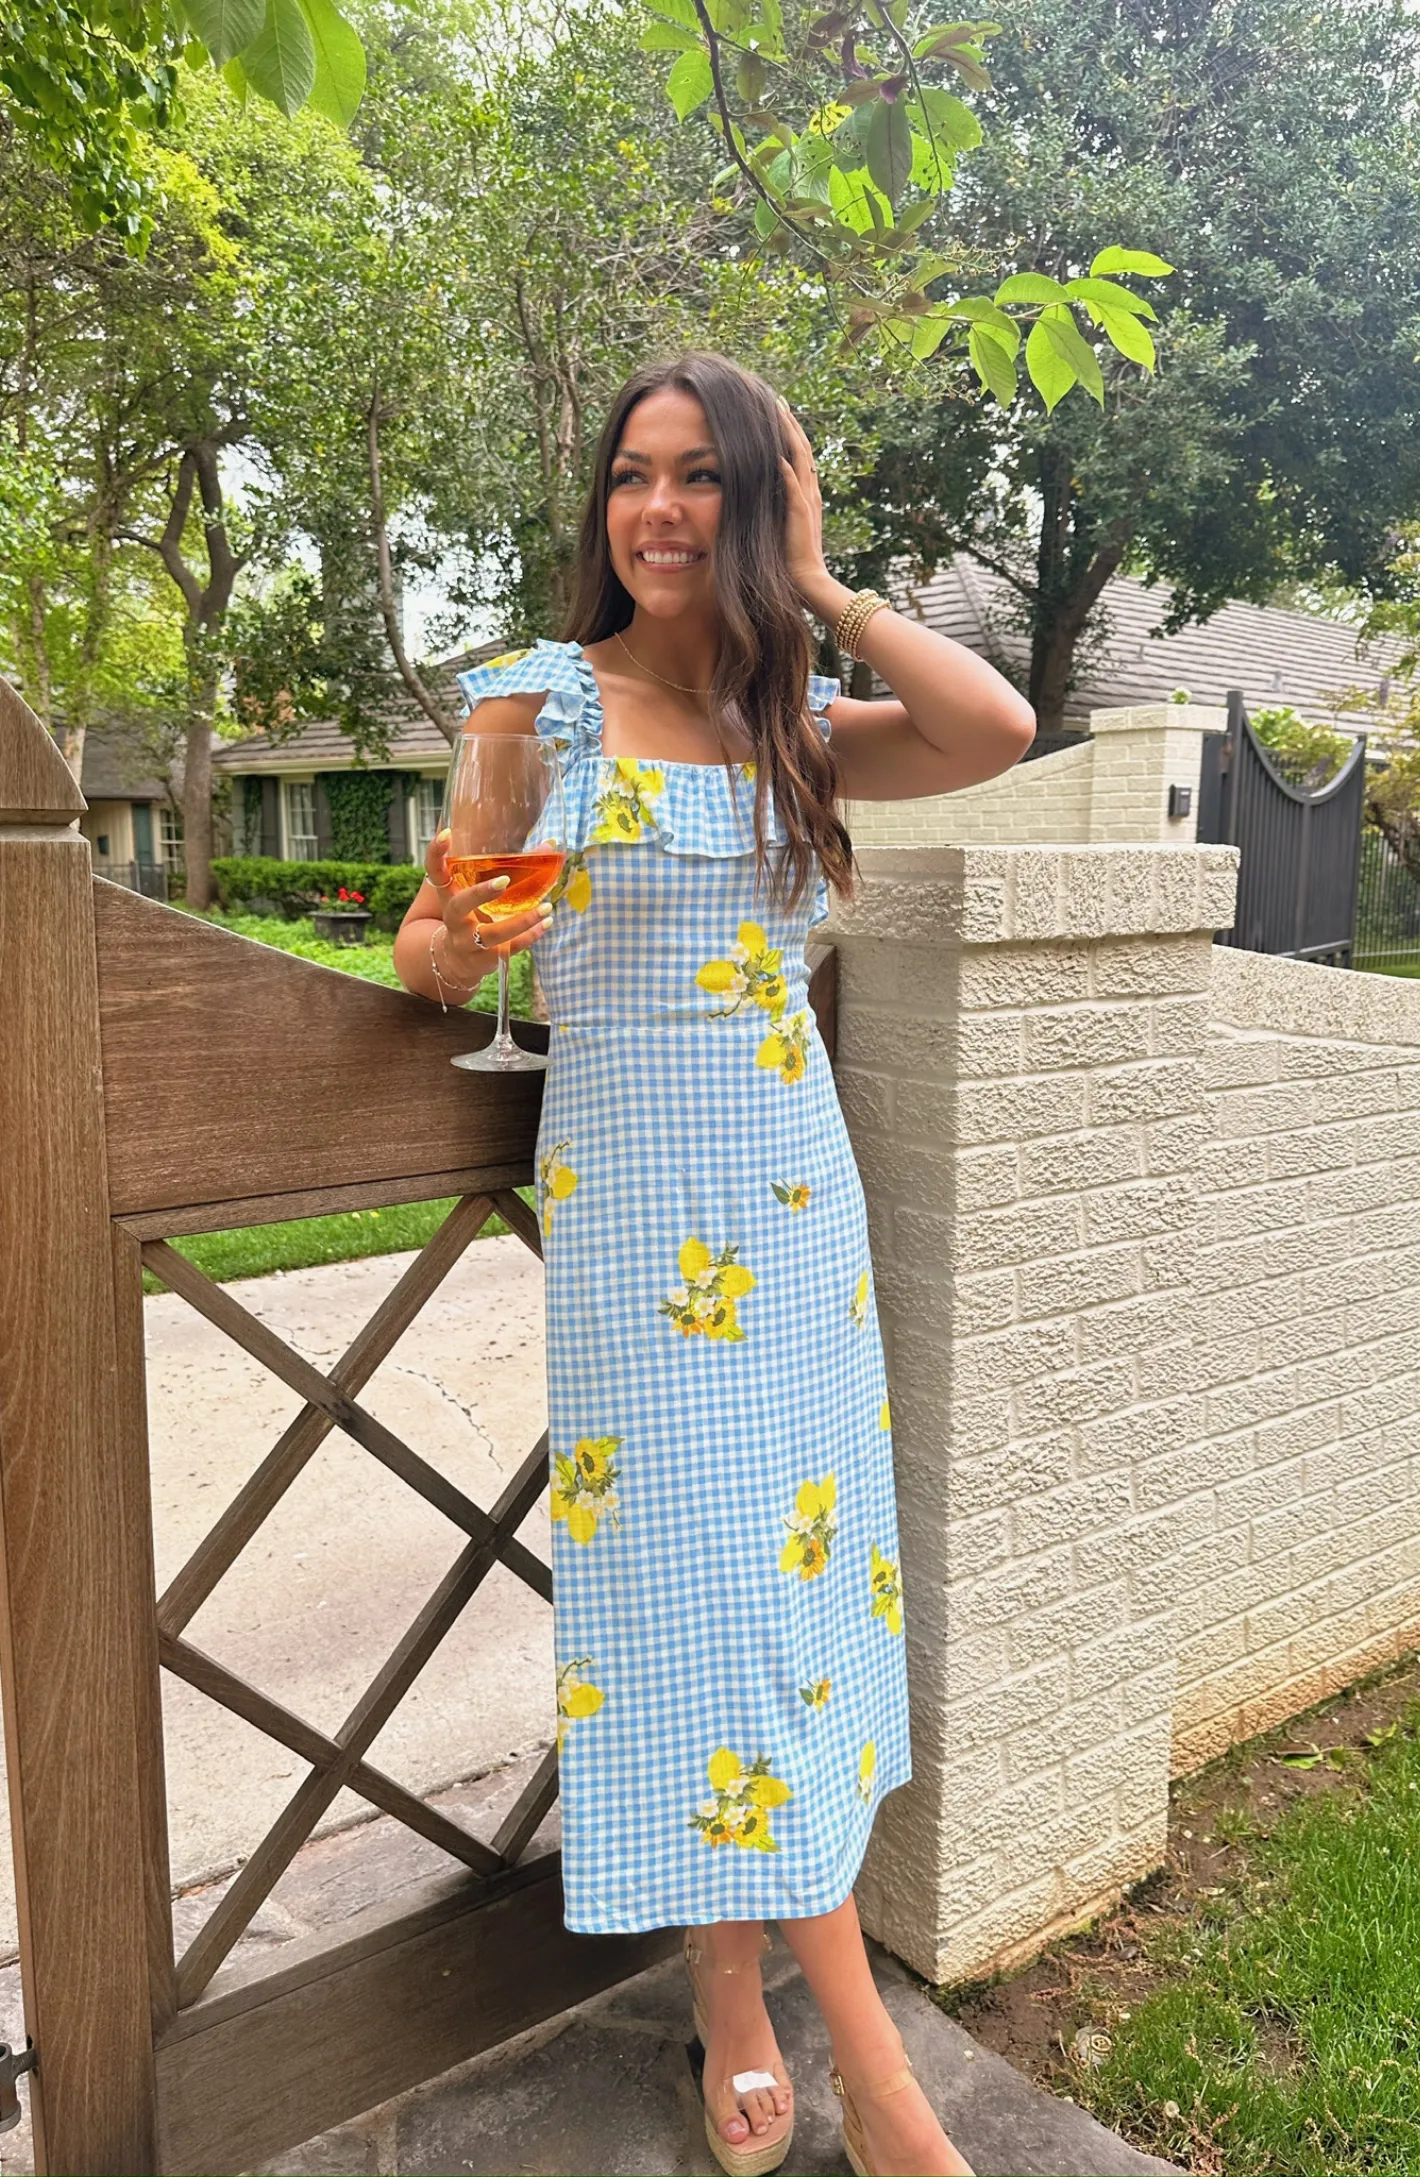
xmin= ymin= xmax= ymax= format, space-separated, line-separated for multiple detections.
xmin=451 ymin=1042 xmax=549 ymax=1073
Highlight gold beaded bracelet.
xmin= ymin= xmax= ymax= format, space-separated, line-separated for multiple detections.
xmin=835 ymin=588 xmax=891 ymax=662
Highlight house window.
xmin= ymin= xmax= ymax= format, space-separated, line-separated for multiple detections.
xmin=283 ymin=779 xmax=318 ymax=861
xmin=160 ymin=805 xmax=184 ymax=867
xmin=411 ymin=776 xmax=443 ymax=863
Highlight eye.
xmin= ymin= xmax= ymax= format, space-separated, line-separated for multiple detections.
xmin=609 ymin=464 xmax=642 ymax=488
xmin=687 ymin=465 xmax=721 ymax=485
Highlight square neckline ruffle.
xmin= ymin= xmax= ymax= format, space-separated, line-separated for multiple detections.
xmin=456 ymin=636 xmax=838 ymax=767
xmin=454 ymin=637 xmax=838 ymax=921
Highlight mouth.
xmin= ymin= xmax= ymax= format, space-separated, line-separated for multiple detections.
xmin=635 ymin=547 xmax=706 ymax=570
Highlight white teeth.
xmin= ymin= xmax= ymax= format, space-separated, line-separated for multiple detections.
xmin=640 ymin=550 xmax=699 ymax=565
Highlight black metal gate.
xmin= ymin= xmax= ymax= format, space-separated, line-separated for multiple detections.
xmin=1197 ymin=689 xmax=1367 ymax=965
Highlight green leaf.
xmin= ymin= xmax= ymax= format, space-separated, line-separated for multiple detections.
xmin=737 ymin=50 xmax=766 ymax=99
xmin=641 ymin=21 xmax=699 ymax=47
xmin=300 ymin=0 xmax=364 ymax=125
xmin=896 ymin=198 xmax=937 ymax=234
xmin=1088 ymin=246 xmax=1175 ymax=278
xmin=1038 ymin=303 xmax=1103 ymax=403
xmin=240 ymin=0 xmax=316 ymax=113
xmin=907 ymin=84 xmax=981 ymax=151
xmin=753 ymin=194 xmax=781 ymax=236
xmin=969 ymin=321 xmax=1017 ymax=403
xmin=908 ymin=127 xmax=953 ymax=193
xmin=644 ymin=0 xmax=700 ymax=22
xmin=1025 ymin=317 xmax=1074 ymax=411
xmin=221 ymin=51 xmax=250 ymax=101
xmin=865 ymin=98 xmax=912 ymax=204
xmin=667 ymin=47 xmax=714 ymax=118
xmin=828 ymin=161 xmax=891 ymax=234
xmin=910 ymin=310 xmax=956 ymax=358
xmin=1091 ymin=304 xmax=1156 ymax=369
xmin=181 ymin=0 xmax=264 ymax=67
xmin=944 ymin=296 xmax=1019 ymax=352
xmin=1065 ymin=276 xmax=1157 ymax=321
xmin=994 ymin=270 xmax=1067 ymax=307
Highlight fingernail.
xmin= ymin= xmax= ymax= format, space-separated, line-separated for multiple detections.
xmin=489 ymin=874 xmax=511 ymax=890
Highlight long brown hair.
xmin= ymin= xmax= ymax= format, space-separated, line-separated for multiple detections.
xmin=563 ymin=351 xmax=854 ymax=916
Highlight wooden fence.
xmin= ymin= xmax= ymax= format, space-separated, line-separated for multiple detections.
xmin=0 ymin=677 xmax=835 ymax=2173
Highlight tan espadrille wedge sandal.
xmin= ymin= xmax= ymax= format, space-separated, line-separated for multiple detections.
xmin=830 ymin=2049 xmax=976 ymax=2177
xmin=684 ymin=1930 xmax=794 ymax=2177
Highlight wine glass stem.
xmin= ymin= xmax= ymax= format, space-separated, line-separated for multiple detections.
xmin=494 ymin=952 xmax=517 ymax=1057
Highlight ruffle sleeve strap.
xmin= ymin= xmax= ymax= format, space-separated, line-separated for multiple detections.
xmin=807 ymin=672 xmax=841 ymax=741
xmin=455 ymin=637 xmax=601 ymax=759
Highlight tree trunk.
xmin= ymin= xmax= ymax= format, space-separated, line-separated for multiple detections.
xmin=181 ymin=665 xmax=217 ymax=910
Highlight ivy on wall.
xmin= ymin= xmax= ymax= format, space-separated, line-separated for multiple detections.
xmin=242 ymin=775 xmax=264 ymax=851
xmin=325 ymin=770 xmax=397 ymax=862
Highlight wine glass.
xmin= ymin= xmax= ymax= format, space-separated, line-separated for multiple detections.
xmin=440 ymin=731 xmax=567 ymax=1072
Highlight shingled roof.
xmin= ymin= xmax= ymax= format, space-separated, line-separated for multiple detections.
xmin=210 ymin=643 xmax=503 ymax=775
xmin=909 ymin=557 xmax=1405 ymax=727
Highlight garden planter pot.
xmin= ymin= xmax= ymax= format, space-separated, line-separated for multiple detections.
xmin=311 ymin=908 xmax=373 ymax=946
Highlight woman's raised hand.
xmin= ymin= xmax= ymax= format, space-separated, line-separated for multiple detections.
xmin=776 ymin=397 xmax=830 ymax=602
xmin=425 ymin=827 xmax=554 ymax=979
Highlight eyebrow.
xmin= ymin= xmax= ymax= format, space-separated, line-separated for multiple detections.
xmin=613 ymin=445 xmax=719 ymax=464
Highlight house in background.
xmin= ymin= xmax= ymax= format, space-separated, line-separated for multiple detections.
xmin=49 ymin=721 xmax=180 ymax=896
xmin=213 ymin=644 xmax=503 ymax=866
xmin=911 ymin=557 xmax=1404 ymax=729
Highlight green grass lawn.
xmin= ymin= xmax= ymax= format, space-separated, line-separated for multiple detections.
xmin=1054 ymin=1697 xmax=1420 ymax=2173
xmin=142 ymin=910 xmax=537 ymax=1295
xmin=1355 ymin=954 xmax=1420 ymax=978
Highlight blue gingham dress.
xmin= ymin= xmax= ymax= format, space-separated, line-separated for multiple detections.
xmin=457 ymin=637 xmax=910 ymax=1933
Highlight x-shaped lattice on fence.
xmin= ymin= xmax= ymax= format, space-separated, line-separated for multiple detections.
xmin=143 ymin=1187 xmax=554 ymax=2009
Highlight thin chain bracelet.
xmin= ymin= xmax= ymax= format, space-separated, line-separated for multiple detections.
xmin=429 ymin=920 xmax=485 ymax=1014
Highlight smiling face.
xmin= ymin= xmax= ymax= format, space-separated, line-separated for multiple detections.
xmin=604 ymin=386 xmax=722 ymax=621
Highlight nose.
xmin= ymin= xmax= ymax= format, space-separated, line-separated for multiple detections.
xmin=642 ymin=472 xmax=686 ymax=522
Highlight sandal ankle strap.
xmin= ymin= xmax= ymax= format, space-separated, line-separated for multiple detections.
xmin=685 ymin=1928 xmax=773 ymax=1973
xmin=829 ymin=2053 xmax=915 ymax=2103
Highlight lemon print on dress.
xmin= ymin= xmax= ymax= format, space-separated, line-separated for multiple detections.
xmin=770 ymin=1179 xmax=811 ymax=1212
xmin=485 ymin=648 xmax=531 ymax=668
xmin=849 ymin=1270 xmax=870 ymax=1329
xmin=556 ymin=1658 xmax=604 ymax=1750
xmin=779 ymin=1474 xmax=837 ymax=1580
xmin=658 ymin=1235 xmax=756 ymax=1340
xmin=756 ymin=1007 xmax=812 ymax=1084
xmin=799 ymin=1676 xmax=832 ymax=1711
xmin=879 ymin=1396 xmax=892 ymax=1430
xmin=590 ymin=756 xmax=664 ymax=843
xmin=550 ymin=849 xmax=592 ymax=914
xmin=870 ymin=1543 xmax=904 ymax=1635
xmin=550 ymin=1435 xmax=622 ymax=1545
xmin=696 ymin=921 xmax=788 ymax=1023
xmin=690 ymin=1746 xmax=792 ymax=1852
xmin=539 ymin=1138 xmax=579 ymax=1236
xmin=857 ymin=1741 xmax=877 ymax=1803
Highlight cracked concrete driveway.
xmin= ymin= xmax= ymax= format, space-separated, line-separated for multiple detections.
xmin=0 ymin=1232 xmax=554 ymax=1956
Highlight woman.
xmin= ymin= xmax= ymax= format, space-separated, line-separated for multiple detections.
xmin=395 ymin=352 xmax=1033 ymax=2177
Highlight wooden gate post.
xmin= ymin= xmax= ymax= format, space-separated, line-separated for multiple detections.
xmin=0 ymin=683 xmax=167 ymax=2171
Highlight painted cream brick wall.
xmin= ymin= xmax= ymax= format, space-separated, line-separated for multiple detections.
xmin=841 ymin=704 xmax=1223 ymax=851
xmin=844 ymin=741 xmax=1095 ymax=848
xmin=827 ymin=845 xmax=1420 ymax=1989
xmin=1176 ymin=947 xmax=1420 ymax=1769
xmin=823 ymin=843 xmax=1239 ymax=1985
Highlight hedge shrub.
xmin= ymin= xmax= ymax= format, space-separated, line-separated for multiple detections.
xmin=213 ymin=856 xmax=386 ymax=917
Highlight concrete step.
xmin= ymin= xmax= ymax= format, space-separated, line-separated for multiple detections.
xmin=261 ymin=1939 xmax=1181 ymax=2177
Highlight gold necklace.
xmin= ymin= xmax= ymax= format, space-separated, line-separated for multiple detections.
xmin=614 ymin=628 xmax=712 ymax=697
